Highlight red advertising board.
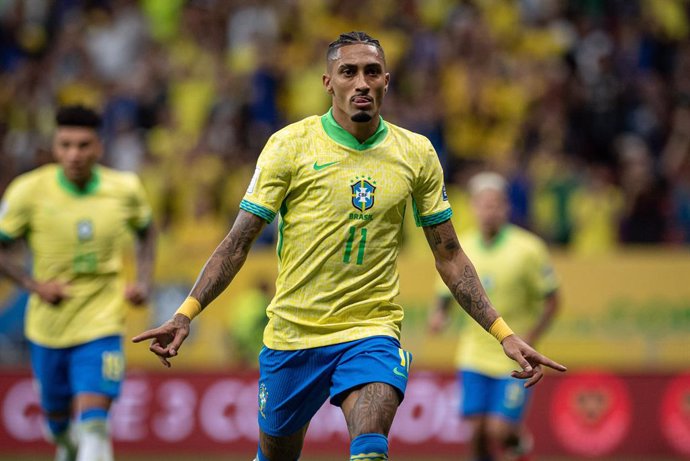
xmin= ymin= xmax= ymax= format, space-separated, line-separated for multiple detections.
xmin=0 ymin=370 xmax=687 ymax=458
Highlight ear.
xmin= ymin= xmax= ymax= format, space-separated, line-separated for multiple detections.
xmin=384 ymin=72 xmax=390 ymax=94
xmin=322 ymin=73 xmax=334 ymax=95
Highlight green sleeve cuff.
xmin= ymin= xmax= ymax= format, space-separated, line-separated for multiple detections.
xmin=0 ymin=230 xmax=15 ymax=243
xmin=417 ymin=208 xmax=453 ymax=227
xmin=240 ymin=200 xmax=277 ymax=223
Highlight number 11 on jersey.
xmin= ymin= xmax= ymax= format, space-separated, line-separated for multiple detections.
xmin=343 ymin=226 xmax=367 ymax=265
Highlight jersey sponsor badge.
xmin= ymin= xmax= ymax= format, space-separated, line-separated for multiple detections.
xmin=351 ymin=176 xmax=377 ymax=212
xmin=0 ymin=200 xmax=7 ymax=220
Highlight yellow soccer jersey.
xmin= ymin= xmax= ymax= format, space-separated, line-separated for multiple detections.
xmin=241 ymin=109 xmax=451 ymax=350
xmin=0 ymin=164 xmax=152 ymax=347
xmin=449 ymin=224 xmax=558 ymax=376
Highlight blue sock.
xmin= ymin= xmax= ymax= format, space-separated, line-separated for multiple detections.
xmin=350 ymin=433 xmax=388 ymax=460
xmin=79 ymin=407 xmax=108 ymax=422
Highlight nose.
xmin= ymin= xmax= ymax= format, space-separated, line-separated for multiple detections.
xmin=354 ymin=71 xmax=370 ymax=93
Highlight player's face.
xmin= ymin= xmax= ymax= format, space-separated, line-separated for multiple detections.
xmin=472 ymin=189 xmax=509 ymax=235
xmin=323 ymin=44 xmax=390 ymax=123
xmin=53 ymin=127 xmax=102 ymax=185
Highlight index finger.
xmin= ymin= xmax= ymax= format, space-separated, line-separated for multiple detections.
xmin=132 ymin=328 xmax=163 ymax=343
xmin=535 ymin=353 xmax=567 ymax=372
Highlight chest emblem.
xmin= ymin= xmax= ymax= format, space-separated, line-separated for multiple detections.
xmin=76 ymin=219 xmax=94 ymax=242
xmin=351 ymin=177 xmax=377 ymax=212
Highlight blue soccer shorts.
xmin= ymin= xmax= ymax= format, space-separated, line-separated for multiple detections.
xmin=257 ymin=335 xmax=412 ymax=437
xmin=458 ymin=369 xmax=533 ymax=423
xmin=30 ymin=335 xmax=125 ymax=414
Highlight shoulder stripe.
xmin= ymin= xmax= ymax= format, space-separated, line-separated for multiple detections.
xmin=240 ymin=199 xmax=276 ymax=223
xmin=418 ymin=208 xmax=453 ymax=227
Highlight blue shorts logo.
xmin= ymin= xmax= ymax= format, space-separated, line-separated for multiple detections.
xmin=258 ymin=383 xmax=269 ymax=418
xmin=351 ymin=177 xmax=377 ymax=212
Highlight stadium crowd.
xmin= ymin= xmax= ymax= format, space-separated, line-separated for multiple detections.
xmin=1 ymin=0 xmax=689 ymax=251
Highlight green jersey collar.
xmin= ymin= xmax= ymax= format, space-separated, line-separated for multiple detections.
xmin=321 ymin=108 xmax=388 ymax=151
xmin=57 ymin=166 xmax=101 ymax=196
xmin=479 ymin=225 xmax=510 ymax=250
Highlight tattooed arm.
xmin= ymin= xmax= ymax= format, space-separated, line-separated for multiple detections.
xmin=132 ymin=210 xmax=266 ymax=366
xmin=423 ymin=219 xmax=500 ymax=331
xmin=423 ymin=219 xmax=566 ymax=387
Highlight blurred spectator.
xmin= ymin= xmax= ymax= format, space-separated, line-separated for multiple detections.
xmin=617 ymin=134 xmax=670 ymax=243
xmin=0 ymin=0 xmax=688 ymax=253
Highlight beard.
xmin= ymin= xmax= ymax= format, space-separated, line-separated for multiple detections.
xmin=351 ymin=111 xmax=373 ymax=123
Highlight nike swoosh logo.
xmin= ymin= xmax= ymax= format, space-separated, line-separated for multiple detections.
xmin=393 ymin=367 xmax=408 ymax=379
xmin=313 ymin=161 xmax=339 ymax=171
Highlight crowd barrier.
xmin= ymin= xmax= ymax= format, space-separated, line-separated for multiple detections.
xmin=1 ymin=370 xmax=688 ymax=458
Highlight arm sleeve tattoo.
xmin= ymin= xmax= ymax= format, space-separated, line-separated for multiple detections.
xmin=190 ymin=211 xmax=266 ymax=308
xmin=423 ymin=220 xmax=498 ymax=331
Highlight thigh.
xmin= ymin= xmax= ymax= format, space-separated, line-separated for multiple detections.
xmin=30 ymin=342 xmax=72 ymax=414
xmin=459 ymin=370 xmax=492 ymax=418
xmin=70 ymin=335 xmax=124 ymax=401
xmin=257 ymin=346 xmax=334 ymax=438
xmin=330 ymin=336 xmax=411 ymax=407
xmin=487 ymin=376 xmax=533 ymax=423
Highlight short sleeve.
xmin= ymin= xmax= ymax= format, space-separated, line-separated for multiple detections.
xmin=126 ymin=174 xmax=153 ymax=231
xmin=411 ymin=138 xmax=452 ymax=227
xmin=0 ymin=178 xmax=32 ymax=242
xmin=240 ymin=132 xmax=293 ymax=223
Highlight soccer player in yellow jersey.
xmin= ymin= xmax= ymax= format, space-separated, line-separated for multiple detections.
xmin=429 ymin=172 xmax=560 ymax=461
xmin=134 ymin=32 xmax=565 ymax=461
xmin=0 ymin=106 xmax=156 ymax=461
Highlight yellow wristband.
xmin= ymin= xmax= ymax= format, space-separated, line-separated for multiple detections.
xmin=175 ymin=297 xmax=202 ymax=321
xmin=489 ymin=317 xmax=514 ymax=343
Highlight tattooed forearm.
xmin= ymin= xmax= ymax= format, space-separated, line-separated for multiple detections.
xmin=451 ymin=265 xmax=496 ymax=330
xmin=424 ymin=220 xmax=499 ymax=331
xmin=190 ymin=211 xmax=265 ymax=307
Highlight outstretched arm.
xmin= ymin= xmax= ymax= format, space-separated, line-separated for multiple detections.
xmin=125 ymin=222 xmax=157 ymax=306
xmin=132 ymin=210 xmax=266 ymax=366
xmin=423 ymin=219 xmax=566 ymax=387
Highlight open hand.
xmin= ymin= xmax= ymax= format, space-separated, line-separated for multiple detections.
xmin=501 ymin=334 xmax=567 ymax=388
xmin=132 ymin=314 xmax=191 ymax=368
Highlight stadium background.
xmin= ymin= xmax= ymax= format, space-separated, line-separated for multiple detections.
xmin=0 ymin=0 xmax=689 ymax=459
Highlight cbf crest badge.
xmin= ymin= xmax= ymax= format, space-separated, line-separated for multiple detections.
xmin=351 ymin=176 xmax=377 ymax=212
xmin=76 ymin=219 xmax=94 ymax=242
xmin=258 ymin=383 xmax=268 ymax=419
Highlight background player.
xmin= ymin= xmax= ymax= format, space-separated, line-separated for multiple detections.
xmin=429 ymin=171 xmax=560 ymax=461
xmin=0 ymin=105 xmax=156 ymax=461
xmin=133 ymin=32 xmax=565 ymax=461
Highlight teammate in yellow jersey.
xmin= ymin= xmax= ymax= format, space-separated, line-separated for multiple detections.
xmin=429 ymin=172 xmax=560 ymax=461
xmin=134 ymin=32 xmax=565 ymax=461
xmin=0 ymin=106 xmax=157 ymax=461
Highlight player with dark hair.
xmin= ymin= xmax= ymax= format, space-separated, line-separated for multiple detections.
xmin=430 ymin=172 xmax=560 ymax=461
xmin=0 ymin=105 xmax=157 ymax=461
xmin=134 ymin=32 xmax=565 ymax=461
